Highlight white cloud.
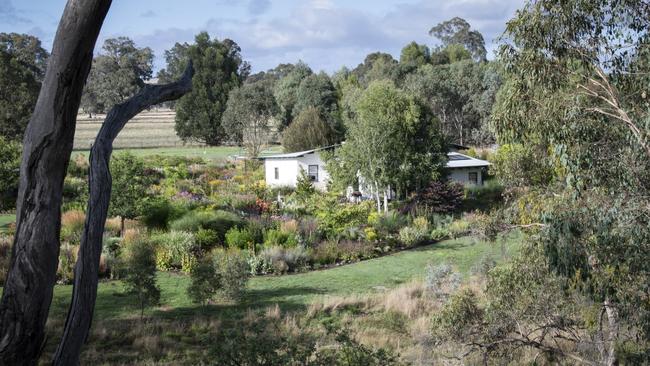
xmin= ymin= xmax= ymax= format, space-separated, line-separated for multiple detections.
xmin=123 ymin=0 xmax=524 ymax=73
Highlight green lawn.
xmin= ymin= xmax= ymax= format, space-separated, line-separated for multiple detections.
xmin=47 ymin=233 xmax=522 ymax=322
xmin=0 ymin=214 xmax=13 ymax=233
xmin=72 ymin=145 xmax=283 ymax=162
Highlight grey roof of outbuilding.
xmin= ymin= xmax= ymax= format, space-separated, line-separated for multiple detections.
xmin=258 ymin=145 xmax=339 ymax=159
xmin=261 ymin=146 xmax=490 ymax=168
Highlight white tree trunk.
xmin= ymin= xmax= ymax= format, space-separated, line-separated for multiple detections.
xmin=604 ymin=298 xmax=619 ymax=366
xmin=383 ymin=189 xmax=389 ymax=213
xmin=374 ymin=181 xmax=381 ymax=213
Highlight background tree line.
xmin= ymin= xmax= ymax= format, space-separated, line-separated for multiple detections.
xmin=0 ymin=17 xmax=499 ymax=212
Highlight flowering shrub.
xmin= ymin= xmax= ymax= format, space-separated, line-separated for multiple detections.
xmin=372 ymin=211 xmax=409 ymax=236
xmin=263 ymin=229 xmax=299 ymax=248
xmin=214 ymin=250 xmax=250 ymax=300
xmin=170 ymin=210 xmax=243 ymax=243
xmin=247 ymin=253 xmax=274 ymax=275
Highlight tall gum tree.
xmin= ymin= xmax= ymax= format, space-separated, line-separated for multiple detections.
xmin=0 ymin=1 xmax=112 ymax=364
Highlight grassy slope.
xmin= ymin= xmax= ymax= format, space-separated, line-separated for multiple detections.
xmin=72 ymin=145 xmax=283 ymax=162
xmin=48 ymin=233 xmax=522 ymax=322
xmin=0 ymin=214 xmax=13 ymax=233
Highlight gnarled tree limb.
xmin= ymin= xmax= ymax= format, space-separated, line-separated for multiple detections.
xmin=52 ymin=62 xmax=194 ymax=365
xmin=0 ymin=1 xmax=112 ymax=365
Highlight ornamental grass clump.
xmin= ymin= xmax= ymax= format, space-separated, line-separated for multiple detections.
xmin=150 ymin=231 xmax=197 ymax=273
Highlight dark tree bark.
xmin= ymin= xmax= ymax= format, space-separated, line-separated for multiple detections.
xmin=0 ymin=1 xmax=112 ymax=365
xmin=52 ymin=63 xmax=194 ymax=366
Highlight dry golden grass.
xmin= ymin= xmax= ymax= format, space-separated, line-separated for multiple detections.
xmin=104 ymin=217 xmax=122 ymax=236
xmin=74 ymin=110 xmax=204 ymax=150
xmin=61 ymin=210 xmax=86 ymax=231
xmin=306 ymin=277 xmax=490 ymax=366
xmin=280 ymin=219 xmax=299 ymax=234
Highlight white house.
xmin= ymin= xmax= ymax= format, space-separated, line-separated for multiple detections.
xmin=261 ymin=146 xmax=490 ymax=190
xmin=446 ymin=152 xmax=490 ymax=185
xmin=262 ymin=146 xmax=334 ymax=191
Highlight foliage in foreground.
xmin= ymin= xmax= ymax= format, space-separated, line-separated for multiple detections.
xmin=123 ymin=239 xmax=160 ymax=318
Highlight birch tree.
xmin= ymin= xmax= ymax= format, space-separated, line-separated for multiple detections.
xmin=335 ymin=81 xmax=446 ymax=212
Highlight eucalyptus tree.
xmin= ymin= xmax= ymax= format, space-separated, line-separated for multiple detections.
xmin=81 ymin=37 xmax=154 ymax=115
xmin=0 ymin=33 xmax=49 ymax=140
xmin=488 ymin=1 xmax=650 ymax=364
xmin=273 ymin=61 xmax=312 ymax=128
xmin=404 ymin=60 xmax=495 ymax=145
xmin=0 ymin=1 xmax=112 ymax=364
xmin=222 ymin=80 xmax=279 ymax=158
xmin=0 ymin=33 xmax=49 ymax=80
xmin=429 ymin=17 xmax=487 ymax=62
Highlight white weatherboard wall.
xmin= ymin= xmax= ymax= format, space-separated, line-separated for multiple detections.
xmin=449 ymin=167 xmax=484 ymax=185
xmin=265 ymin=159 xmax=298 ymax=188
xmin=297 ymin=152 xmax=330 ymax=191
xmin=264 ymin=151 xmax=330 ymax=190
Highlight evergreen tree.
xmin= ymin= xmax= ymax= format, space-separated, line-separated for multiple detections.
xmin=175 ymin=33 xmax=250 ymax=145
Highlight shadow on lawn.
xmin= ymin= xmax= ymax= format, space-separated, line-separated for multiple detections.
xmin=411 ymin=238 xmax=476 ymax=252
xmin=154 ymin=285 xmax=323 ymax=320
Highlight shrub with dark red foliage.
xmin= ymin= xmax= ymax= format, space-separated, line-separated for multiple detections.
xmin=404 ymin=181 xmax=464 ymax=214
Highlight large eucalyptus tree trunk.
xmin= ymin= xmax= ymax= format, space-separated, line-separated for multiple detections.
xmin=52 ymin=63 xmax=194 ymax=365
xmin=0 ymin=1 xmax=112 ymax=364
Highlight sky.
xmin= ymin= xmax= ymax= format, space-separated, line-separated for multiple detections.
xmin=0 ymin=0 xmax=525 ymax=74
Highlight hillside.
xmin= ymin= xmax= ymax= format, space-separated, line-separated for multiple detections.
xmin=73 ymin=109 xmax=201 ymax=150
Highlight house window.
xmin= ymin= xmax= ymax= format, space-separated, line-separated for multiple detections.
xmin=274 ymin=167 xmax=279 ymax=180
xmin=468 ymin=172 xmax=478 ymax=185
xmin=308 ymin=165 xmax=319 ymax=182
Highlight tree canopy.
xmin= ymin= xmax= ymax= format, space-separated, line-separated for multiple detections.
xmin=273 ymin=61 xmax=313 ymax=128
xmin=0 ymin=33 xmax=48 ymax=140
xmin=174 ymin=33 xmax=250 ymax=145
xmin=482 ymin=1 xmax=650 ymax=364
xmin=80 ymin=37 xmax=154 ymax=115
xmin=399 ymin=41 xmax=431 ymax=68
xmin=429 ymin=17 xmax=487 ymax=62
xmin=222 ymin=80 xmax=279 ymax=158
xmin=282 ymin=107 xmax=335 ymax=153
xmin=331 ymin=81 xmax=446 ymax=211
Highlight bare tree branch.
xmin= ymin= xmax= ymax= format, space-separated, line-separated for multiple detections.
xmin=52 ymin=62 xmax=194 ymax=365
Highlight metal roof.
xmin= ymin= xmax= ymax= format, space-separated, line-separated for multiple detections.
xmin=445 ymin=152 xmax=490 ymax=168
xmin=259 ymin=145 xmax=339 ymax=159
xmin=261 ymin=147 xmax=490 ymax=169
